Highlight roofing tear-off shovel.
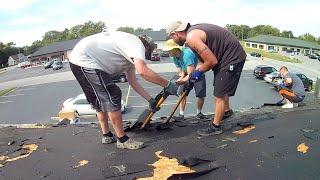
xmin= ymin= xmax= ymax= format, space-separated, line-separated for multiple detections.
xmin=156 ymin=81 xmax=194 ymax=130
xmin=124 ymin=75 xmax=179 ymax=132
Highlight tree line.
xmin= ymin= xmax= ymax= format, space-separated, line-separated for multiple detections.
xmin=1 ymin=21 xmax=319 ymax=67
xmin=225 ymin=24 xmax=320 ymax=44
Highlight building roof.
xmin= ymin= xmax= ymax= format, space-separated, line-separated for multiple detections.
xmin=31 ymin=39 xmax=81 ymax=57
xmin=244 ymin=35 xmax=320 ymax=50
xmin=10 ymin=53 xmax=25 ymax=61
xmin=131 ymin=31 xmax=167 ymax=41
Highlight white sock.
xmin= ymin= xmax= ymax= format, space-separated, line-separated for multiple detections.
xmin=197 ymin=109 xmax=201 ymax=114
xmin=180 ymin=111 xmax=184 ymax=115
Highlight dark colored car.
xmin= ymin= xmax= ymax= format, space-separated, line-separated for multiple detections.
xmin=253 ymin=65 xmax=277 ymax=79
xmin=44 ymin=61 xmax=54 ymax=69
xmin=151 ymin=52 xmax=161 ymax=61
xmin=318 ymin=56 xmax=320 ymax=61
xmin=250 ymin=52 xmax=261 ymax=57
xmin=160 ymin=51 xmax=170 ymax=57
xmin=286 ymin=49 xmax=294 ymax=53
xmin=295 ymin=73 xmax=313 ymax=91
xmin=309 ymin=54 xmax=318 ymax=59
xmin=112 ymin=73 xmax=127 ymax=83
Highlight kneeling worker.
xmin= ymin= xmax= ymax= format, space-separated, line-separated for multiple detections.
xmin=277 ymin=66 xmax=305 ymax=108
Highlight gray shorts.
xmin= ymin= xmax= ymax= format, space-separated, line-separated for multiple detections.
xmin=70 ymin=63 xmax=122 ymax=112
xmin=177 ymin=74 xmax=206 ymax=98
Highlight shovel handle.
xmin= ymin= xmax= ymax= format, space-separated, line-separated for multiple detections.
xmin=141 ymin=96 xmax=166 ymax=128
xmin=165 ymin=90 xmax=188 ymax=123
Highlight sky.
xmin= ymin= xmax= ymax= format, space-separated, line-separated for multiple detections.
xmin=0 ymin=0 xmax=319 ymax=47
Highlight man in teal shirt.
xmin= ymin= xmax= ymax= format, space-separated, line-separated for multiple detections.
xmin=163 ymin=39 xmax=206 ymax=119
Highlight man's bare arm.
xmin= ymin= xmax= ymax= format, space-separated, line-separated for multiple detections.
xmin=186 ymin=30 xmax=218 ymax=72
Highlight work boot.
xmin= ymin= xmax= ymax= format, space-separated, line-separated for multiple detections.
xmin=197 ymin=123 xmax=222 ymax=136
xmin=102 ymin=135 xmax=116 ymax=144
xmin=196 ymin=112 xmax=206 ymax=119
xmin=117 ymin=138 xmax=144 ymax=150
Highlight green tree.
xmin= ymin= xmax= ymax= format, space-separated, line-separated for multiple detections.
xmin=226 ymin=24 xmax=250 ymax=40
xmin=0 ymin=42 xmax=19 ymax=66
xmin=135 ymin=27 xmax=145 ymax=32
xmin=42 ymin=30 xmax=63 ymax=44
xmin=280 ymin=30 xmax=294 ymax=38
xmin=145 ymin=28 xmax=153 ymax=31
xmin=117 ymin=26 xmax=134 ymax=33
xmin=298 ymin=33 xmax=316 ymax=42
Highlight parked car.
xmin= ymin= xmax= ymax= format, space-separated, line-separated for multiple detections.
xmin=286 ymin=49 xmax=294 ymax=53
xmin=273 ymin=72 xmax=313 ymax=92
xmin=295 ymin=73 xmax=313 ymax=91
xmin=318 ymin=56 xmax=320 ymax=61
xmin=160 ymin=51 xmax=170 ymax=57
xmin=151 ymin=52 xmax=161 ymax=61
xmin=44 ymin=61 xmax=54 ymax=69
xmin=253 ymin=65 xmax=277 ymax=79
xmin=250 ymin=52 xmax=261 ymax=57
xmin=52 ymin=61 xmax=63 ymax=70
xmin=264 ymin=71 xmax=282 ymax=83
xmin=268 ymin=49 xmax=278 ymax=53
xmin=112 ymin=73 xmax=127 ymax=83
xmin=62 ymin=94 xmax=126 ymax=116
xmin=308 ymin=54 xmax=318 ymax=59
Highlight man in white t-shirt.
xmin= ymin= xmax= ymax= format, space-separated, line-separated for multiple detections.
xmin=69 ymin=31 xmax=178 ymax=150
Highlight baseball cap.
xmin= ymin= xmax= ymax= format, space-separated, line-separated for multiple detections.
xmin=138 ymin=34 xmax=156 ymax=50
xmin=166 ymin=21 xmax=189 ymax=35
xmin=162 ymin=39 xmax=182 ymax=51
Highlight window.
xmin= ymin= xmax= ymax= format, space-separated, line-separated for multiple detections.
xmin=297 ymin=49 xmax=300 ymax=53
xmin=301 ymin=74 xmax=307 ymax=79
xmin=246 ymin=43 xmax=250 ymax=47
xmin=74 ymin=99 xmax=89 ymax=105
xmin=259 ymin=45 xmax=264 ymax=49
xmin=282 ymin=47 xmax=287 ymax=51
xmin=251 ymin=44 xmax=257 ymax=48
xmin=268 ymin=46 xmax=274 ymax=50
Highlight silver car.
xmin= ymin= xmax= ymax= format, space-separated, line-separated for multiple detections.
xmin=52 ymin=61 xmax=63 ymax=70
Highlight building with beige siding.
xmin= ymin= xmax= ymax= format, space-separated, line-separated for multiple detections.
xmin=244 ymin=35 xmax=320 ymax=54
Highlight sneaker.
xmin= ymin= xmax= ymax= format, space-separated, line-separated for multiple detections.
xmin=178 ymin=114 xmax=184 ymax=120
xmin=196 ymin=112 xmax=206 ymax=119
xmin=117 ymin=138 xmax=144 ymax=150
xmin=282 ymin=103 xmax=294 ymax=109
xmin=223 ymin=109 xmax=234 ymax=119
xmin=293 ymin=103 xmax=298 ymax=107
xmin=102 ymin=135 xmax=116 ymax=144
xmin=197 ymin=123 xmax=223 ymax=136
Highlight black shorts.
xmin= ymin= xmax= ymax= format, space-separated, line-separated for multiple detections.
xmin=70 ymin=63 xmax=122 ymax=112
xmin=213 ymin=61 xmax=245 ymax=97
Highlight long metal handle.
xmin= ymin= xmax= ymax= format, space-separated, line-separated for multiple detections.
xmin=141 ymin=97 xmax=166 ymax=128
xmin=165 ymin=90 xmax=188 ymax=123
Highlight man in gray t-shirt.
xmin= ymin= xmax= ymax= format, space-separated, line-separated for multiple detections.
xmin=278 ymin=66 xmax=305 ymax=108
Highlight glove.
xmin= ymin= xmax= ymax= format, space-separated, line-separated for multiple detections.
xmin=279 ymin=83 xmax=285 ymax=87
xmin=148 ymin=98 xmax=160 ymax=112
xmin=276 ymin=98 xmax=284 ymax=105
xmin=190 ymin=69 xmax=203 ymax=83
xmin=185 ymin=80 xmax=194 ymax=93
xmin=165 ymin=80 xmax=178 ymax=96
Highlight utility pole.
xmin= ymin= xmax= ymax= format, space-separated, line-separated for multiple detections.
xmin=242 ymin=27 xmax=244 ymax=41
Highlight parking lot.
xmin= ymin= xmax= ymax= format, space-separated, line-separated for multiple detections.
xmin=0 ymin=59 xmax=298 ymax=125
